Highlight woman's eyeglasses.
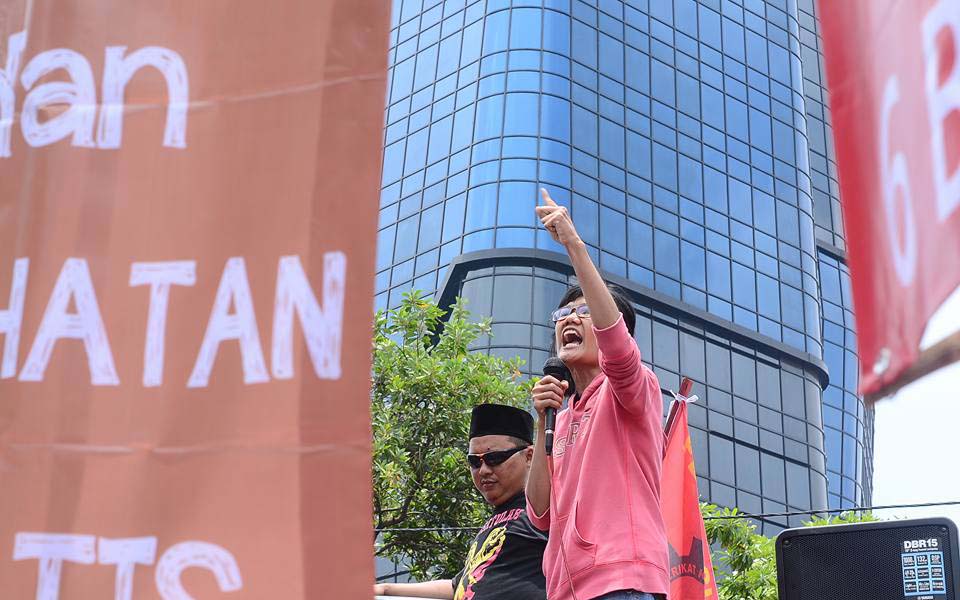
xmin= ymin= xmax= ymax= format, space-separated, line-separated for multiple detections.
xmin=550 ymin=305 xmax=591 ymax=322
xmin=466 ymin=446 xmax=529 ymax=469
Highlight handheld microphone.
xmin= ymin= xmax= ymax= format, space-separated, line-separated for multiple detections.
xmin=542 ymin=357 xmax=575 ymax=456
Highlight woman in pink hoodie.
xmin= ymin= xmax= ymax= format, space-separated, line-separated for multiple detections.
xmin=526 ymin=188 xmax=669 ymax=600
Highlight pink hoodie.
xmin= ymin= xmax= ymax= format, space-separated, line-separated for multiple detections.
xmin=527 ymin=316 xmax=669 ymax=600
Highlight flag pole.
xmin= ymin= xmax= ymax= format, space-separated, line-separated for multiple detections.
xmin=664 ymin=376 xmax=695 ymax=437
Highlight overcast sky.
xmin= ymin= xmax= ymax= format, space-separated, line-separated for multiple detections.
xmin=872 ymin=296 xmax=960 ymax=525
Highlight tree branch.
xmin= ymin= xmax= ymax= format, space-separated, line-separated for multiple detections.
xmin=377 ymin=465 xmax=425 ymax=529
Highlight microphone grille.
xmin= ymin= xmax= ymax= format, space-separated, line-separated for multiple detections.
xmin=543 ymin=357 xmax=565 ymax=371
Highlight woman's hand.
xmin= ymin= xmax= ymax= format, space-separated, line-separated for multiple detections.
xmin=535 ymin=188 xmax=582 ymax=247
xmin=531 ymin=375 xmax=568 ymax=420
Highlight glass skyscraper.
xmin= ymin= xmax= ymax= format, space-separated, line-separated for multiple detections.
xmin=377 ymin=0 xmax=873 ymax=533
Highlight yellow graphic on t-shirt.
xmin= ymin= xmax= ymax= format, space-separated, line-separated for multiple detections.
xmin=454 ymin=525 xmax=507 ymax=600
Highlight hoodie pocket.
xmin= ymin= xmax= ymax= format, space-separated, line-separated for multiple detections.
xmin=564 ymin=500 xmax=597 ymax=575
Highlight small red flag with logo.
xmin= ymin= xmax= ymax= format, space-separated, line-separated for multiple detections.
xmin=662 ymin=382 xmax=719 ymax=599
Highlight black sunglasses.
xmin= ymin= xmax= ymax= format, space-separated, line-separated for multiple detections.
xmin=551 ymin=305 xmax=591 ymax=322
xmin=466 ymin=446 xmax=529 ymax=469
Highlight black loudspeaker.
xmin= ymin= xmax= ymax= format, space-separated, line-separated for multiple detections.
xmin=776 ymin=517 xmax=959 ymax=600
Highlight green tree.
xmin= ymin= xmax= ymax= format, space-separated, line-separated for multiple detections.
xmin=372 ymin=291 xmax=531 ymax=580
xmin=703 ymin=504 xmax=877 ymax=600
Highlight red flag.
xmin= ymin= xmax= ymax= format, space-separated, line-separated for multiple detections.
xmin=818 ymin=0 xmax=960 ymax=398
xmin=662 ymin=388 xmax=719 ymax=600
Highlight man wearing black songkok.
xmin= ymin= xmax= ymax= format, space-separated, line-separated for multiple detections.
xmin=375 ymin=404 xmax=547 ymax=600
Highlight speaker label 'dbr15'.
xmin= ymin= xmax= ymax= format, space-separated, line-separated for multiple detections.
xmin=776 ymin=517 xmax=959 ymax=600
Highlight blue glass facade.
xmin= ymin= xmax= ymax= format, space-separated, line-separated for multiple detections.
xmin=378 ymin=0 xmax=873 ymax=531
xmin=797 ymin=0 xmax=874 ymax=509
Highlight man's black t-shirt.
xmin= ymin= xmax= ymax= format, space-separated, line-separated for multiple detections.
xmin=452 ymin=493 xmax=547 ymax=600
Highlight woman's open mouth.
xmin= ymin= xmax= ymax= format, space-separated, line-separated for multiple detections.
xmin=561 ymin=328 xmax=582 ymax=349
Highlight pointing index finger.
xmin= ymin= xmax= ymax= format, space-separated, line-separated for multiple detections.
xmin=540 ymin=187 xmax=558 ymax=207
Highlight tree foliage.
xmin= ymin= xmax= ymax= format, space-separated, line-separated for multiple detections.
xmin=371 ymin=291 xmax=531 ymax=580
xmin=703 ymin=504 xmax=878 ymax=600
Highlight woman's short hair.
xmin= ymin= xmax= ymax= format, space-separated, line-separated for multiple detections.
xmin=556 ymin=283 xmax=636 ymax=337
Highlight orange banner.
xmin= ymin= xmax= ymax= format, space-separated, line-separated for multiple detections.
xmin=0 ymin=1 xmax=387 ymax=597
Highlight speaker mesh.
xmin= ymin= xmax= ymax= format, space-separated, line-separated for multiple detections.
xmin=779 ymin=523 xmax=955 ymax=600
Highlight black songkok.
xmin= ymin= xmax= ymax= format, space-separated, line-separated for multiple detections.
xmin=469 ymin=404 xmax=534 ymax=445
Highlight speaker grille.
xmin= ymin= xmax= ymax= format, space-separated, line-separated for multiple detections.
xmin=779 ymin=523 xmax=955 ymax=600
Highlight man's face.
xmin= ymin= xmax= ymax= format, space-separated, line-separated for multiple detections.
xmin=554 ymin=296 xmax=600 ymax=369
xmin=468 ymin=434 xmax=532 ymax=507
